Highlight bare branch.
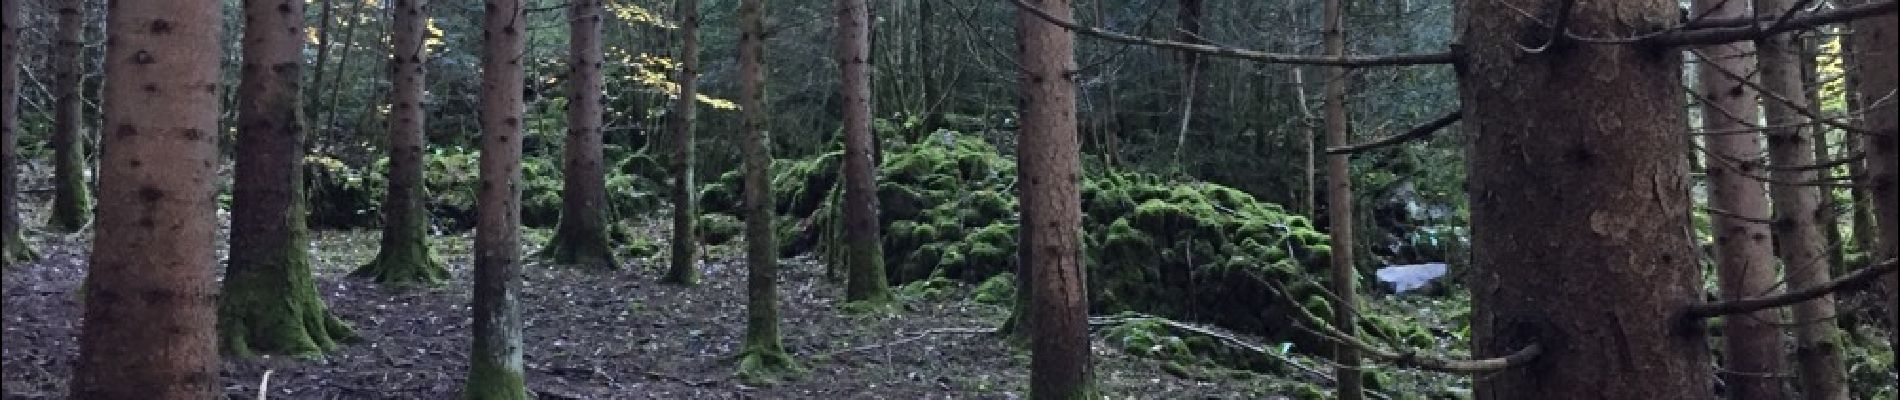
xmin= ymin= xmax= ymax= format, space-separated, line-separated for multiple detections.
xmin=1089 ymin=314 xmax=1335 ymax=383
xmin=1251 ymin=272 xmax=1543 ymax=373
xmin=1682 ymin=258 xmax=1898 ymax=319
xmin=1652 ymin=0 xmax=1898 ymax=46
xmin=1007 ymin=0 xmax=1456 ymax=67
xmin=1327 ymin=111 xmax=1462 ymax=154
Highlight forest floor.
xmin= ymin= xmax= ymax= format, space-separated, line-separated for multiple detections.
xmin=3 ymin=221 xmax=1345 ymax=399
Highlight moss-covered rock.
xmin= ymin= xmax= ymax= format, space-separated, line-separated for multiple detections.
xmin=736 ymin=131 xmax=1341 ymax=354
xmin=697 ymin=213 xmax=743 ymax=246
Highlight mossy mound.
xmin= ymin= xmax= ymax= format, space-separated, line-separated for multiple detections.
xmin=306 ymin=146 xmax=665 ymax=231
xmin=735 ymin=131 xmax=1339 ymax=352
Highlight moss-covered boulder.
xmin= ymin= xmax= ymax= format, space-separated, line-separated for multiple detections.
xmin=729 ymin=131 xmax=1344 ymax=354
xmin=697 ymin=213 xmax=743 ymax=246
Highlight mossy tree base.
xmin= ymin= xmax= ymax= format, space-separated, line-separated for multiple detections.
xmin=220 ymin=257 xmax=357 ymax=358
xmin=3 ymin=232 xmax=33 ymax=264
xmin=463 ymin=355 xmax=529 ymax=400
xmin=538 ymin=227 xmax=619 ymax=270
xmin=352 ymin=239 xmax=448 ymax=285
xmin=736 ymin=344 xmax=803 ymax=385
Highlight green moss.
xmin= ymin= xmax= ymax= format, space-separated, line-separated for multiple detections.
xmin=698 ymin=213 xmax=743 ymax=246
xmin=463 ymin=352 xmax=528 ymax=400
xmin=736 ymin=343 xmax=803 ymax=385
xmin=972 ymin=272 xmax=1016 ymax=306
xmin=3 ymin=231 xmax=34 ymax=264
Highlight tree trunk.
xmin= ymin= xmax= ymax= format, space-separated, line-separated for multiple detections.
xmin=917 ymin=0 xmax=942 ymax=137
xmin=465 ymin=0 xmax=528 ymax=397
xmin=839 ymin=0 xmax=892 ymax=304
xmin=735 ymin=0 xmax=796 ymax=380
xmin=352 ymin=0 xmax=446 ymax=285
xmin=220 ymin=0 xmax=354 ymax=359
xmin=1015 ymin=1 xmax=1093 ymax=398
xmin=68 ymin=0 xmax=222 ymax=396
xmin=1754 ymin=0 xmax=1847 ymax=396
xmin=663 ymin=0 xmax=702 ymax=285
xmin=1689 ymin=0 xmax=1786 ymax=397
xmin=541 ymin=0 xmax=616 ymax=270
xmin=47 ymin=0 xmax=92 ymax=233
xmin=1321 ymin=0 xmax=1362 ymax=396
xmin=1848 ymin=1 xmax=1899 ymax=365
xmin=1 ymin=0 xmax=31 ymax=264
xmin=1456 ymin=0 xmax=1714 ymax=397
xmin=1839 ymin=37 xmax=1876 ymax=260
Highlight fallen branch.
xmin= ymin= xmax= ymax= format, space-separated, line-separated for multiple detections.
xmin=1089 ymin=314 xmax=1335 ymax=384
xmin=815 ymin=327 xmax=996 ymax=359
xmin=1251 ymin=272 xmax=1544 ymax=373
xmin=1683 ymin=258 xmax=1898 ymax=319
xmin=1326 ymin=111 xmax=1462 ymax=155
xmin=259 ymin=369 xmax=274 ymax=400
xmin=1008 ymin=0 xmax=1456 ymax=67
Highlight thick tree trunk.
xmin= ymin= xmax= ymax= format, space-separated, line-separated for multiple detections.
xmin=542 ymin=0 xmax=617 ymax=270
xmin=68 ymin=0 xmax=223 ymax=396
xmin=1848 ymin=2 xmax=1899 ymax=365
xmin=1321 ymin=0 xmax=1361 ymax=397
xmin=839 ymin=0 xmax=892 ymax=304
xmin=220 ymin=0 xmax=354 ymax=359
xmin=465 ymin=0 xmax=528 ymax=397
xmin=1 ymin=0 xmax=30 ymax=264
xmin=1754 ymin=0 xmax=1847 ymax=396
xmin=736 ymin=0 xmax=796 ymax=380
xmin=1015 ymin=1 xmax=1093 ymax=398
xmin=353 ymin=0 xmax=446 ymax=285
xmin=663 ymin=0 xmax=702 ymax=285
xmin=47 ymin=0 xmax=91 ymax=233
xmin=1690 ymin=0 xmax=1785 ymax=397
xmin=1456 ymin=0 xmax=1714 ymax=397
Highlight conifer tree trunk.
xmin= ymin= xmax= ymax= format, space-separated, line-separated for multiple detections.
xmin=663 ymin=0 xmax=703 ymax=285
xmin=1849 ymin=2 xmax=1899 ymax=362
xmin=465 ymin=0 xmax=528 ymax=397
xmin=1320 ymin=0 xmax=1362 ymax=396
xmin=542 ymin=0 xmax=616 ymax=270
xmin=220 ymin=0 xmax=355 ymax=358
xmin=1 ymin=0 xmax=31 ymax=264
xmin=353 ymin=0 xmax=446 ymax=285
xmin=1015 ymin=0 xmax=1093 ymax=397
xmin=47 ymin=0 xmax=92 ymax=233
xmin=1689 ymin=0 xmax=1784 ymax=396
xmin=735 ymin=0 xmax=796 ymax=380
xmin=1457 ymin=0 xmax=1713 ymax=397
xmin=839 ymin=0 xmax=892 ymax=304
xmin=69 ymin=0 xmax=222 ymax=396
xmin=1755 ymin=0 xmax=1847 ymax=395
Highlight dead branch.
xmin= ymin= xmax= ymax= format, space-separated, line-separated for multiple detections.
xmin=1326 ymin=111 xmax=1462 ymax=154
xmin=815 ymin=327 xmax=996 ymax=359
xmin=1653 ymin=0 xmax=1898 ymax=46
xmin=1007 ymin=0 xmax=1456 ymax=67
xmin=1689 ymin=48 xmax=1875 ymax=137
xmin=1250 ymin=272 xmax=1544 ymax=373
xmin=1683 ymin=258 xmax=1898 ymax=319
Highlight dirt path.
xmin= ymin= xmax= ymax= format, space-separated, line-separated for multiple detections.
xmin=4 ymin=230 xmax=1293 ymax=399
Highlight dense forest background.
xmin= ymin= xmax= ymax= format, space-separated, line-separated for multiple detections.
xmin=2 ymin=0 xmax=1896 ymax=398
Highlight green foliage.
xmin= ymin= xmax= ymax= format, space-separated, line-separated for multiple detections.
xmin=305 ymin=146 xmax=669 ymax=230
xmin=971 ymin=273 xmax=1016 ymax=306
xmin=896 ymin=276 xmax=962 ymax=302
xmin=697 ymin=213 xmax=743 ymax=245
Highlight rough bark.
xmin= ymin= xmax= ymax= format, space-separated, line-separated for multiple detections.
xmin=541 ymin=0 xmax=617 ymax=270
xmin=353 ymin=0 xmax=447 ymax=285
xmin=1321 ymin=0 xmax=1362 ymax=396
xmin=1 ymin=0 xmax=31 ymax=264
xmin=47 ymin=0 xmax=91 ymax=233
xmin=1456 ymin=0 xmax=1714 ymax=397
xmin=1848 ymin=0 xmax=1899 ymax=364
xmin=465 ymin=0 xmax=528 ymax=397
xmin=1690 ymin=0 xmax=1785 ymax=397
xmin=663 ymin=0 xmax=702 ymax=285
xmin=1754 ymin=0 xmax=1847 ymax=396
xmin=839 ymin=0 xmax=892 ymax=304
xmin=68 ymin=0 xmax=223 ymax=396
xmin=219 ymin=0 xmax=354 ymax=359
xmin=735 ymin=0 xmax=796 ymax=381
xmin=1016 ymin=1 xmax=1093 ymax=397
